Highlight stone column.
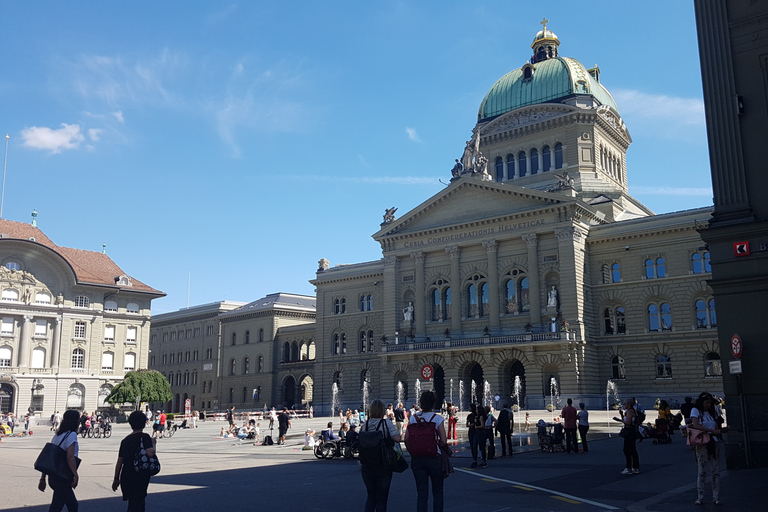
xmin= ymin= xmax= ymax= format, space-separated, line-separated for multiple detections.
xmin=555 ymin=226 xmax=588 ymax=340
xmin=411 ymin=252 xmax=426 ymax=337
xmin=383 ymin=256 xmax=398 ymax=341
xmin=18 ymin=315 xmax=32 ymax=369
xmin=50 ymin=318 xmax=61 ymax=369
xmin=522 ymin=234 xmax=541 ymax=326
xmin=537 ymin=149 xmax=544 ymax=174
xmin=483 ymin=240 xmax=500 ymax=330
xmin=446 ymin=246 xmax=462 ymax=336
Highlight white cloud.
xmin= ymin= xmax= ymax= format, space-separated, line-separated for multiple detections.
xmin=21 ymin=123 xmax=85 ymax=153
xmin=232 ymin=62 xmax=244 ymax=78
xmin=405 ymin=127 xmax=422 ymax=142
xmin=112 ymin=111 xmax=124 ymax=123
xmin=612 ymin=89 xmax=705 ymax=126
xmin=88 ymin=128 xmax=102 ymax=141
xmin=631 ymin=186 xmax=712 ymax=197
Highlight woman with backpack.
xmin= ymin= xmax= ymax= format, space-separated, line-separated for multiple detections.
xmin=38 ymin=409 xmax=80 ymax=512
xmin=112 ymin=410 xmax=158 ymax=511
xmin=405 ymin=391 xmax=448 ymax=512
xmin=358 ymin=399 xmax=401 ymax=512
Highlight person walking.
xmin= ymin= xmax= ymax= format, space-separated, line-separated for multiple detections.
xmin=38 ymin=409 xmax=80 ymax=512
xmin=112 ymin=411 xmax=157 ymax=511
xmin=484 ymin=407 xmax=497 ymax=460
xmin=561 ymin=398 xmax=579 ymax=454
xmin=577 ymin=403 xmax=589 ymax=453
xmin=689 ymin=392 xmax=727 ymax=505
xmin=466 ymin=404 xmax=478 ymax=468
xmin=405 ymin=391 xmax=447 ymax=512
xmin=475 ymin=405 xmax=489 ymax=468
xmin=359 ymin=398 xmax=401 ymax=512
xmin=619 ymin=398 xmax=639 ymax=474
xmin=277 ymin=407 xmax=291 ymax=445
xmin=495 ymin=404 xmax=513 ymax=458
xmin=394 ymin=403 xmax=406 ymax=435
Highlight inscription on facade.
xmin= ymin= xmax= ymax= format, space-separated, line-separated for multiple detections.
xmin=402 ymin=220 xmax=545 ymax=248
xmin=402 ymin=275 xmax=414 ymax=282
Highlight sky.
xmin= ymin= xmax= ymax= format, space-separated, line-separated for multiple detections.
xmin=0 ymin=1 xmax=711 ymax=314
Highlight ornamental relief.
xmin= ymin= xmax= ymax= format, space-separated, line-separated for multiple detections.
xmin=597 ymin=106 xmax=629 ymax=138
xmin=482 ymin=109 xmax=568 ymax=137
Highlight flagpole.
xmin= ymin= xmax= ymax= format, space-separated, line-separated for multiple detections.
xmin=1 ymin=134 xmax=9 ymax=219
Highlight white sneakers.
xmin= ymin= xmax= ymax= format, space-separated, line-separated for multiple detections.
xmin=620 ymin=468 xmax=640 ymax=475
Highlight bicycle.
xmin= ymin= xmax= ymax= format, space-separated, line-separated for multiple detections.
xmin=163 ymin=424 xmax=177 ymax=438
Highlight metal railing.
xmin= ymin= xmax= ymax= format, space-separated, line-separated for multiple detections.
xmin=380 ymin=331 xmax=576 ymax=353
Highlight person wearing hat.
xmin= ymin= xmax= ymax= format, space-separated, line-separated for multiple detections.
xmin=577 ymin=403 xmax=590 ymax=453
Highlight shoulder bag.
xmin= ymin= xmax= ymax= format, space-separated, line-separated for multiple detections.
xmin=382 ymin=420 xmax=408 ymax=473
xmin=133 ymin=435 xmax=161 ymax=476
xmin=34 ymin=431 xmax=81 ymax=481
xmin=687 ymin=429 xmax=711 ymax=447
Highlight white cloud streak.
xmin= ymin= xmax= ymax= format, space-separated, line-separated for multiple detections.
xmin=405 ymin=127 xmax=421 ymax=142
xmin=21 ymin=123 xmax=85 ymax=153
xmin=612 ymin=89 xmax=705 ymax=126
xmin=112 ymin=111 xmax=124 ymax=123
xmin=631 ymin=186 xmax=712 ymax=197
xmin=87 ymin=128 xmax=102 ymax=141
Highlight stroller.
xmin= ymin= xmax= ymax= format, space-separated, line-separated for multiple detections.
xmin=537 ymin=421 xmax=566 ymax=452
xmin=647 ymin=419 xmax=673 ymax=445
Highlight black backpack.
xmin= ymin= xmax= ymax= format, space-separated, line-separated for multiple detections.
xmin=358 ymin=420 xmax=385 ymax=465
xmin=263 ymin=435 xmax=274 ymax=446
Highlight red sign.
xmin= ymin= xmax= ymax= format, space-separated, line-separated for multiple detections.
xmin=730 ymin=334 xmax=743 ymax=359
xmin=734 ymin=241 xmax=750 ymax=257
xmin=420 ymin=364 xmax=434 ymax=380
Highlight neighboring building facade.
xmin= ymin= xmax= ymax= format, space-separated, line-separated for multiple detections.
xmin=695 ymin=0 xmax=768 ymax=469
xmin=0 ymin=217 xmax=164 ymax=417
xmin=150 ymin=25 xmax=723 ymax=416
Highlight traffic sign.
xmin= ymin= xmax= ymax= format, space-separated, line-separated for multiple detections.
xmin=729 ymin=360 xmax=743 ymax=374
xmin=734 ymin=241 xmax=750 ymax=257
xmin=420 ymin=364 xmax=434 ymax=380
xmin=730 ymin=334 xmax=743 ymax=359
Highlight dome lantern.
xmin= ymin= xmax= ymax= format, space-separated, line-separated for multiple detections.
xmin=531 ymin=18 xmax=560 ymax=64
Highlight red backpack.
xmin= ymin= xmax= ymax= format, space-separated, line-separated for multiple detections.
xmin=406 ymin=413 xmax=439 ymax=457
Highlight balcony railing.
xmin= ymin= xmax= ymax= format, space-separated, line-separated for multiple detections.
xmin=380 ymin=331 xmax=576 ymax=353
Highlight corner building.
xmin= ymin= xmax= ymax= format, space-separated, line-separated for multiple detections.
xmin=311 ymin=26 xmax=721 ymax=413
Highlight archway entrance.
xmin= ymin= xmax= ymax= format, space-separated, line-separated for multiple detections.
xmin=432 ymin=365 xmax=445 ymax=406
xmin=542 ymin=363 xmax=561 ymax=410
xmin=284 ymin=376 xmax=296 ymax=408
xmin=464 ymin=363 xmax=484 ymax=408
xmin=501 ymin=360 xmax=526 ymax=409
xmin=0 ymin=383 xmax=14 ymax=414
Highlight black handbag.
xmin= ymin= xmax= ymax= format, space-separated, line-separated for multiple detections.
xmin=133 ymin=435 xmax=161 ymax=476
xmin=34 ymin=431 xmax=81 ymax=481
xmin=382 ymin=420 xmax=408 ymax=473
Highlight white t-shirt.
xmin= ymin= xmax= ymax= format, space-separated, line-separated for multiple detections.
xmin=577 ymin=409 xmax=589 ymax=426
xmin=51 ymin=431 xmax=79 ymax=458
xmin=409 ymin=411 xmax=444 ymax=455
xmin=361 ymin=418 xmax=399 ymax=438
xmin=690 ymin=407 xmax=717 ymax=431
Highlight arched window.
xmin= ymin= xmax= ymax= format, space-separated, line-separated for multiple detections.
xmin=656 ymin=257 xmax=666 ymax=278
xmin=616 ymin=307 xmax=626 ymax=333
xmin=367 ymin=295 xmax=373 ymax=311
xmin=645 ymin=259 xmax=655 ymax=279
xmin=480 ymin=282 xmax=489 ymax=317
xmin=32 ymin=347 xmax=46 ymax=368
xmin=656 ymin=355 xmax=672 ymax=378
xmin=704 ymin=252 xmax=712 ymax=272
xmin=101 ymin=351 xmax=114 ymax=371
xmin=229 ymin=359 xmax=236 ymax=376
xmin=467 ymin=284 xmax=477 ymax=317
xmin=612 ymin=263 xmax=621 ymax=283
xmin=444 ymin=287 xmax=452 ymax=320
xmin=291 ymin=341 xmax=299 ymax=361
xmin=611 ymin=356 xmax=626 ymax=379
xmin=518 ymin=151 xmax=527 ymax=177
xmin=72 ymin=348 xmax=85 ymax=369
xmin=242 ymin=387 xmax=248 ymax=403
xmin=126 ymin=303 xmax=139 ymax=313
xmin=231 ymin=332 xmax=236 ymax=346
xmin=340 ymin=298 xmax=346 ymax=314
xmin=704 ymin=352 xmax=722 ymax=377
xmin=333 ymin=333 xmax=340 ymax=355
xmin=530 ymin=148 xmax=539 ymax=174
xmin=360 ymin=295 xmax=367 ymax=311
xmin=360 ymin=331 xmax=368 ymax=353
xmin=259 ymin=328 xmax=264 ymax=342
xmin=341 ymin=333 xmax=347 ymax=354
xmin=506 ymin=154 xmax=515 ymax=179
xmin=554 ymin=143 xmax=563 ymax=169
xmin=104 ymin=300 xmax=118 ymax=312
xmin=695 ymin=298 xmax=717 ymax=328
xmin=243 ymin=357 xmax=250 ymax=374
xmin=1 ymin=289 xmax=19 ymax=301
xmin=74 ymin=295 xmax=89 ymax=308
xmin=245 ymin=330 xmax=250 ymax=344
xmin=334 ymin=299 xmax=340 ymax=314
xmin=124 ymin=353 xmax=136 ymax=371
xmin=603 ymin=306 xmax=626 ymax=335
xmin=308 ymin=341 xmax=316 ymax=360
xmin=495 ymin=156 xmax=504 ymax=182
xmin=505 ymin=279 xmax=517 ymax=314
xmin=519 ymin=277 xmax=530 ymax=312
xmin=229 ymin=388 xmax=234 ymax=403
xmin=258 ymin=355 xmax=264 ymax=372
xmin=692 ymin=251 xmax=712 ymax=274
xmin=601 ymin=264 xmax=610 ymax=284
xmin=542 ymin=145 xmax=551 ymax=171
xmin=603 ymin=308 xmax=614 ymax=335
xmin=283 ymin=342 xmax=291 ymax=362
xmin=648 ymin=302 xmax=672 ymax=331
xmin=0 ymin=347 xmax=12 ymax=367
xmin=367 ymin=330 xmax=374 ymax=353
xmin=431 ymin=288 xmax=442 ymax=321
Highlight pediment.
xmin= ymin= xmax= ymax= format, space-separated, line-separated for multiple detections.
xmin=479 ymin=105 xmax=576 ymax=138
xmin=374 ymin=180 xmax=569 ymax=240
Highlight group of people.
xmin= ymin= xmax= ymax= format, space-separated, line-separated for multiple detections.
xmin=359 ymin=392 xmax=448 ymax=512
xmin=37 ymin=409 xmax=157 ymax=512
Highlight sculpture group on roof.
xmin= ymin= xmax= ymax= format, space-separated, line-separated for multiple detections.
xmin=450 ymin=130 xmax=491 ymax=181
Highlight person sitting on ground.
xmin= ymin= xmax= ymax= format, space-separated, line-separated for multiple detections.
xmin=236 ymin=422 xmax=250 ymax=440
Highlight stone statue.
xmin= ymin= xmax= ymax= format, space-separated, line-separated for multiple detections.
xmin=383 ymin=207 xmax=398 ymax=224
xmin=475 ymin=154 xmax=489 ymax=175
xmin=403 ymin=301 xmax=414 ymax=322
xmin=451 ymin=159 xmax=463 ymax=178
xmin=318 ymin=258 xmax=330 ymax=271
xmin=460 ymin=130 xmax=480 ymax=171
xmin=547 ymin=286 xmax=558 ymax=307
xmin=546 ymin=171 xmax=575 ymax=192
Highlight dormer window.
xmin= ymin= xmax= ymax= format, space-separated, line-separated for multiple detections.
xmin=522 ymin=64 xmax=534 ymax=80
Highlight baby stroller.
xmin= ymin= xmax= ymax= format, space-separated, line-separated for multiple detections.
xmin=648 ymin=419 xmax=673 ymax=445
xmin=537 ymin=421 xmax=566 ymax=452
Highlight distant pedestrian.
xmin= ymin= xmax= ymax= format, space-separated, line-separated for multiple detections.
xmin=466 ymin=404 xmax=479 ymax=468
xmin=394 ymin=403 xmax=406 ymax=435
xmin=112 ymin=410 xmax=157 ymax=511
xmin=226 ymin=406 xmax=236 ymax=432
xmin=475 ymin=405 xmax=488 ymax=468
xmin=619 ymin=398 xmax=639 ymax=475
xmin=680 ymin=396 xmax=694 ymax=423
xmin=38 ymin=409 xmax=80 ymax=511
xmin=689 ymin=392 xmax=727 ymax=505
xmin=577 ymin=403 xmax=589 ymax=452
xmin=405 ymin=391 xmax=447 ymax=512
xmin=495 ymin=404 xmax=513 ymax=457
xmin=277 ymin=408 xmax=291 ymax=445
xmin=561 ymin=398 xmax=578 ymax=453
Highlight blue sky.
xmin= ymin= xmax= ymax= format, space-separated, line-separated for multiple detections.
xmin=1 ymin=1 xmax=710 ymax=314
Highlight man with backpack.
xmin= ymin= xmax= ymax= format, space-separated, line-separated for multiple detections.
xmin=405 ymin=391 xmax=448 ymax=512
xmin=495 ymin=404 xmax=513 ymax=458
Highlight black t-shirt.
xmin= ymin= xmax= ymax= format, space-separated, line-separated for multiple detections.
xmin=394 ymin=407 xmax=405 ymax=422
xmin=119 ymin=432 xmax=153 ymax=476
xmin=680 ymin=403 xmax=694 ymax=419
xmin=466 ymin=412 xmax=477 ymax=430
xmin=226 ymin=410 xmax=234 ymax=422
xmin=277 ymin=412 xmax=290 ymax=429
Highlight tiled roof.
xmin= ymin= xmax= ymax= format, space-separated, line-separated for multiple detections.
xmin=222 ymin=292 xmax=316 ymax=317
xmin=0 ymin=219 xmax=163 ymax=295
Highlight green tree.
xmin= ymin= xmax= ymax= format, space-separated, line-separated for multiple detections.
xmin=106 ymin=369 xmax=172 ymax=409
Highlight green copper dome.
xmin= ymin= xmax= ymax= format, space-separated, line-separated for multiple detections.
xmin=478 ymin=56 xmax=619 ymax=122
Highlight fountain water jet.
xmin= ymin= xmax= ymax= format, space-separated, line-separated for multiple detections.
xmin=449 ymin=378 xmax=454 ymax=406
xmin=483 ymin=380 xmax=492 ymax=408
xmin=471 ymin=380 xmax=477 ymax=407
xmin=362 ymin=379 xmax=370 ymax=413
xmin=396 ymin=381 xmax=404 ymax=405
xmin=331 ymin=383 xmax=339 ymax=417
xmin=415 ymin=379 xmax=422 ymax=401
xmin=549 ymin=377 xmax=560 ymax=420
xmin=513 ymin=375 xmax=523 ymax=433
xmin=606 ymin=379 xmax=621 ymax=427
xmin=459 ymin=381 xmax=464 ymax=412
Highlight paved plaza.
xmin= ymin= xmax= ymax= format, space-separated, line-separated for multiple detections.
xmin=0 ymin=412 xmax=761 ymax=511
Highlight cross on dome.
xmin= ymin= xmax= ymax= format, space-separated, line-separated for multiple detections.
xmin=540 ymin=17 xmax=549 ymax=32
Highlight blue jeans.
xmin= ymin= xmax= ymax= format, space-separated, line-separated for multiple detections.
xmin=360 ymin=464 xmax=393 ymax=512
xmin=411 ymin=456 xmax=444 ymax=512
